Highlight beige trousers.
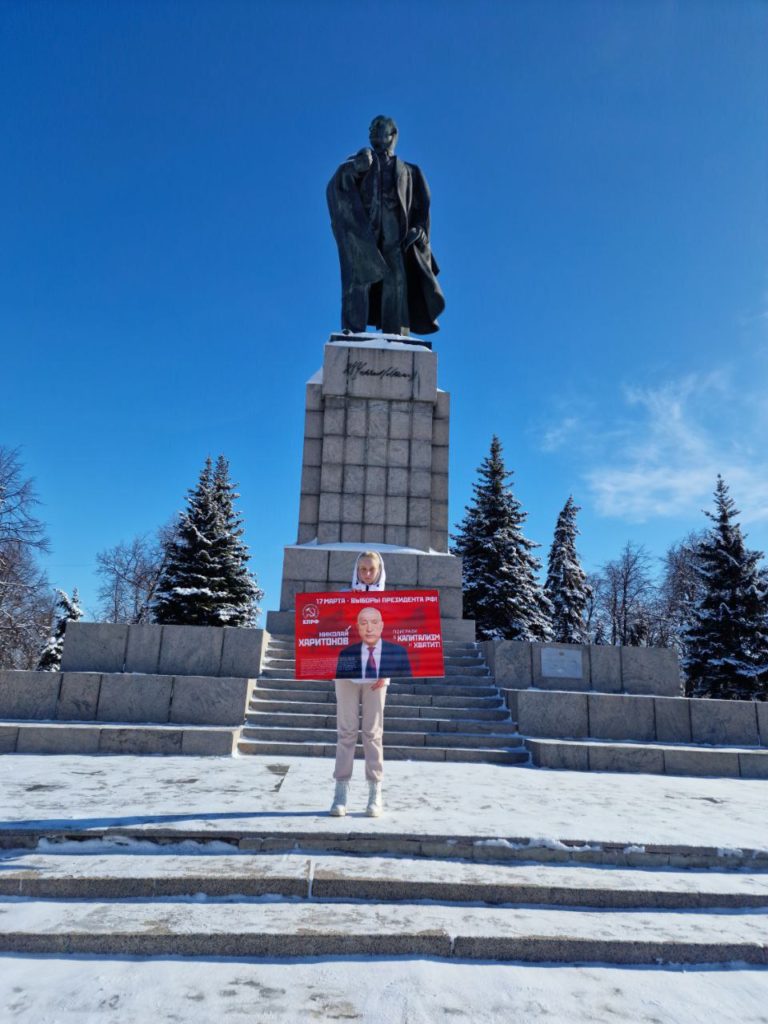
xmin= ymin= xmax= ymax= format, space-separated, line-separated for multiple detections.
xmin=333 ymin=679 xmax=387 ymax=783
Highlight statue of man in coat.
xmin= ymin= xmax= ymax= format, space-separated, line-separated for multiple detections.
xmin=327 ymin=115 xmax=445 ymax=337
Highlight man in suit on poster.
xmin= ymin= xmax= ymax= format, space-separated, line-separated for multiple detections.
xmin=335 ymin=606 xmax=413 ymax=679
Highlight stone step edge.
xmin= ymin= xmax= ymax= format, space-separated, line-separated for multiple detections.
xmin=240 ymin=733 xmax=528 ymax=749
xmin=245 ymin=712 xmax=520 ymax=727
xmin=260 ymin=677 xmax=494 ymax=685
xmin=0 ymin=901 xmax=765 ymax=964
xmin=527 ymin=737 xmax=768 ymax=780
xmin=263 ymin=659 xmax=487 ymax=667
xmin=240 ymin=729 xmax=528 ymax=745
xmin=258 ymin=683 xmax=495 ymax=691
xmin=237 ymin=741 xmax=528 ymax=763
xmin=0 ymin=722 xmax=235 ymax=756
xmin=2 ymin=828 xmax=766 ymax=870
xmin=252 ymin=691 xmax=504 ymax=705
xmin=0 ymin=719 xmax=235 ymax=730
xmin=268 ymin=643 xmax=482 ymax=648
xmin=248 ymin=702 xmax=511 ymax=719
xmin=526 ymin=735 xmax=768 ymax=754
xmin=2 ymin=854 xmax=767 ymax=908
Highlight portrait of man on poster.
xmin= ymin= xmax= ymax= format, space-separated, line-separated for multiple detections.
xmin=334 ymin=606 xmax=414 ymax=679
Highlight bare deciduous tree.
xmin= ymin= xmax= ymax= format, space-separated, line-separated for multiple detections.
xmin=0 ymin=447 xmax=48 ymax=553
xmin=599 ymin=541 xmax=654 ymax=647
xmin=0 ymin=447 xmax=52 ymax=668
xmin=95 ymin=523 xmax=175 ymax=623
xmin=652 ymin=532 xmax=705 ymax=653
xmin=584 ymin=571 xmax=607 ymax=643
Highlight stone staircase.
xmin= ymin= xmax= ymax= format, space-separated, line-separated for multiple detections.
xmin=1 ymin=827 xmax=766 ymax=962
xmin=238 ymin=635 xmax=529 ymax=765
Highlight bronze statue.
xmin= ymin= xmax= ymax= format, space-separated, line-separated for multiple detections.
xmin=327 ymin=116 xmax=445 ymax=336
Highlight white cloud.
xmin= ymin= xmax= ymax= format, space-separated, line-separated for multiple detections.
xmin=558 ymin=372 xmax=768 ymax=524
xmin=540 ymin=416 xmax=580 ymax=453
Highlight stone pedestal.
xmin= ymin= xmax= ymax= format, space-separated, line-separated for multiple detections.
xmin=266 ymin=334 xmax=474 ymax=640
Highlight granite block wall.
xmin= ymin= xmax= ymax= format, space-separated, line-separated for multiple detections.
xmin=62 ymin=622 xmax=266 ymax=678
xmin=296 ymin=340 xmax=449 ymax=552
xmin=516 ymin=689 xmax=767 ymax=748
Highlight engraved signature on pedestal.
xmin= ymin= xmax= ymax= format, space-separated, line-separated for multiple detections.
xmin=345 ymin=360 xmax=416 ymax=382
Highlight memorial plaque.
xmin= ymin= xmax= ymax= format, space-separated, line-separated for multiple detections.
xmin=540 ymin=647 xmax=583 ymax=679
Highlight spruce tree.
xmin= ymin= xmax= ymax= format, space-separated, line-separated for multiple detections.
xmin=211 ymin=455 xmax=264 ymax=625
xmin=545 ymin=496 xmax=591 ymax=644
xmin=152 ymin=456 xmax=263 ymax=627
xmin=37 ymin=588 xmax=82 ymax=671
xmin=684 ymin=476 xmax=768 ymax=699
xmin=452 ymin=436 xmax=552 ymax=641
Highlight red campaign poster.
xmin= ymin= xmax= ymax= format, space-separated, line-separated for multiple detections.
xmin=295 ymin=590 xmax=444 ymax=680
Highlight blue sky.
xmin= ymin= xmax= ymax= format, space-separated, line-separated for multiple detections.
xmin=2 ymin=0 xmax=767 ymax=618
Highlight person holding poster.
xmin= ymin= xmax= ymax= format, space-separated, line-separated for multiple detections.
xmin=330 ymin=551 xmax=393 ymax=819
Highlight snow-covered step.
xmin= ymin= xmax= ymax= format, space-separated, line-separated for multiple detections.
xmin=244 ymin=711 xmax=520 ymax=735
xmin=257 ymin=675 xmax=498 ymax=691
xmin=248 ymin=700 xmax=510 ymax=720
xmin=259 ymin=665 xmax=492 ymax=681
xmin=2 ymin=851 xmax=766 ymax=909
xmin=0 ymin=897 xmax=764 ymax=963
xmin=383 ymin=681 xmax=500 ymax=697
xmin=263 ymin=653 xmax=484 ymax=666
xmin=444 ymin=664 xmax=489 ymax=676
xmin=409 ymin=717 xmax=518 ymax=734
xmin=236 ymin=740 xmax=528 ymax=764
xmin=252 ymin=686 xmax=335 ymax=703
xmin=240 ymin=726 xmax=526 ymax=750
xmin=253 ymin=678 xmax=500 ymax=697
xmin=309 ymin=855 xmax=768 ymax=909
xmin=241 ymin=726 xmax=431 ymax=746
xmin=422 ymin=674 xmax=497 ymax=686
xmin=421 ymin=732 xmax=525 ymax=750
xmin=251 ymin=689 xmax=504 ymax=710
xmin=256 ymin=678 xmax=335 ymax=691
xmin=258 ymin=664 xmax=491 ymax=680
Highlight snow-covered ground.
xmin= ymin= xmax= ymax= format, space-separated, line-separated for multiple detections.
xmin=0 ymin=754 xmax=766 ymax=1023
xmin=0 ymin=754 xmax=766 ymax=851
xmin=1 ymin=956 xmax=767 ymax=1024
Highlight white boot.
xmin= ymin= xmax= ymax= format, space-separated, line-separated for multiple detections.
xmin=365 ymin=781 xmax=383 ymax=817
xmin=330 ymin=780 xmax=350 ymax=817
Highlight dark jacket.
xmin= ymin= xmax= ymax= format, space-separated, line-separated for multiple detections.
xmin=327 ymin=155 xmax=445 ymax=335
xmin=335 ymin=640 xmax=414 ymax=680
